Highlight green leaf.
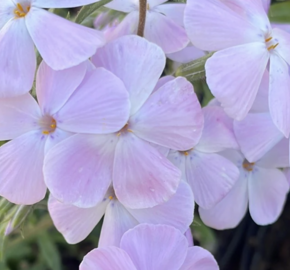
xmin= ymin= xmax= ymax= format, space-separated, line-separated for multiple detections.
xmin=175 ymin=52 xmax=214 ymax=83
xmin=269 ymin=2 xmax=290 ymax=23
xmin=191 ymin=215 xmax=216 ymax=252
xmin=37 ymin=232 xmax=61 ymax=270
xmin=75 ymin=0 xmax=112 ymax=24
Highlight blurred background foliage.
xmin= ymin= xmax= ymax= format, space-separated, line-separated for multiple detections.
xmin=2 ymin=0 xmax=290 ymax=270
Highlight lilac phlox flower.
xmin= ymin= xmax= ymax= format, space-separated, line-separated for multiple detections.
xmin=48 ymin=181 xmax=194 ymax=246
xmin=80 ymin=224 xmax=219 ymax=270
xmin=184 ymin=0 xmax=290 ymax=137
xmin=0 ymin=61 xmax=130 ymax=205
xmin=0 ymin=0 xmax=105 ymax=97
xmin=44 ymin=35 xmax=204 ymax=210
xmin=105 ymin=0 xmax=189 ymax=53
xmin=168 ymin=104 xmax=240 ymax=209
xmin=199 ymin=145 xmax=289 ymax=229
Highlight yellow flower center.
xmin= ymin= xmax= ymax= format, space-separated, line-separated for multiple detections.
xmin=265 ymin=36 xmax=279 ymax=51
xmin=116 ymin=123 xmax=133 ymax=136
xmin=243 ymin=160 xmax=255 ymax=172
xmin=39 ymin=116 xmax=57 ymax=135
xmin=14 ymin=3 xmax=30 ymax=18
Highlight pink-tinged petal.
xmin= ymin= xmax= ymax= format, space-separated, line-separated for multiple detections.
xmin=269 ymin=53 xmax=290 ymax=137
xmin=184 ymin=0 xmax=263 ymax=51
xmin=284 ymin=168 xmax=290 ymax=186
xmin=199 ymin=172 xmax=248 ymax=230
xmin=121 ymin=224 xmax=187 ymax=270
xmin=180 ymin=246 xmax=219 ymax=270
xmin=48 ymin=196 xmax=107 ymax=244
xmin=249 ymin=167 xmax=289 ymax=225
xmin=144 ymin=11 xmax=189 ymax=54
xmin=272 ymin=28 xmax=290 ymax=65
xmin=262 ymin=0 xmax=271 ymax=13
xmin=55 ymin=68 xmax=130 ymax=134
xmin=108 ymin=12 xmax=138 ymax=41
xmin=105 ymin=0 xmax=138 ymax=12
xmin=206 ymin=43 xmax=269 ymax=120
xmin=185 ymin=151 xmax=239 ymax=209
xmin=153 ymin=3 xmax=185 ymax=27
xmin=36 ymin=61 xmax=87 ymax=115
xmin=185 ymin=228 xmax=194 ymax=246
xmin=44 ymin=134 xmax=117 ymax=208
xmin=0 ymin=0 xmax=15 ymax=29
xmin=153 ymin=75 xmax=174 ymax=93
xmin=26 ymin=8 xmax=105 ymax=70
xmin=130 ymin=77 xmax=203 ymax=150
xmin=196 ymin=106 xmax=239 ymax=153
xmin=250 ymin=70 xmax=269 ymax=113
xmin=225 ymin=0 xmax=270 ymax=32
xmin=99 ymin=199 xmax=138 ymax=247
xmin=234 ymin=113 xmax=284 ymax=162
xmin=32 ymin=0 xmax=103 ymax=8
xmin=272 ymin=23 xmax=290 ymax=34
xmin=127 ymin=181 xmax=194 ymax=233
xmin=0 ymin=19 xmax=36 ymax=97
xmin=167 ymin=150 xmax=187 ymax=178
xmin=92 ymin=35 xmax=166 ymax=115
xmin=0 ymin=131 xmax=46 ymax=204
xmin=80 ymin=247 xmax=137 ymax=270
xmin=256 ymin=138 xmax=289 ymax=168
xmin=0 ymin=94 xmax=41 ymax=140
xmin=167 ymin=45 xmax=206 ymax=64
xmin=44 ymin=129 xmax=73 ymax=154
xmin=148 ymin=0 xmax=168 ymax=8
xmin=149 ymin=142 xmax=170 ymax=157
xmin=114 ymin=133 xmax=181 ymax=209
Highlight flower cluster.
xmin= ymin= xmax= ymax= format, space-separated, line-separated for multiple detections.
xmin=0 ymin=0 xmax=290 ymax=269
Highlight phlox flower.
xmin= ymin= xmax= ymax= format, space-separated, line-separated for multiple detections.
xmin=199 ymin=144 xmax=289 ymax=229
xmin=48 ymin=181 xmax=194 ymax=246
xmin=168 ymin=104 xmax=240 ymax=209
xmin=80 ymin=224 xmax=219 ymax=270
xmin=105 ymin=0 xmax=189 ymax=53
xmin=44 ymin=35 xmax=204 ymax=210
xmin=184 ymin=0 xmax=290 ymax=137
xmin=0 ymin=61 xmax=130 ymax=205
xmin=0 ymin=0 xmax=105 ymax=97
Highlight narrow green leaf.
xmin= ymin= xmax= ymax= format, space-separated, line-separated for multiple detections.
xmin=38 ymin=232 xmax=61 ymax=270
xmin=175 ymin=52 xmax=214 ymax=83
xmin=75 ymin=0 xmax=112 ymax=24
xmin=269 ymin=2 xmax=290 ymax=23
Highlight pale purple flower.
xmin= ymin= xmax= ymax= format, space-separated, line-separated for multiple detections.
xmin=184 ymin=0 xmax=290 ymax=137
xmin=168 ymin=105 xmax=240 ymax=209
xmin=105 ymin=0 xmax=189 ymax=53
xmin=80 ymin=224 xmax=219 ymax=270
xmin=44 ymin=35 xmax=204 ymax=210
xmin=0 ymin=0 xmax=105 ymax=97
xmin=199 ymin=146 xmax=289 ymax=229
xmin=0 ymin=61 xmax=130 ymax=205
xmin=48 ymin=181 xmax=194 ymax=246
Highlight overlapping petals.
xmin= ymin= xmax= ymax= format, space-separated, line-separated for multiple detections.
xmin=0 ymin=0 xmax=105 ymax=96
xmin=48 ymin=181 xmax=194 ymax=246
xmin=0 ymin=62 xmax=130 ymax=205
xmin=80 ymin=224 xmax=219 ymax=270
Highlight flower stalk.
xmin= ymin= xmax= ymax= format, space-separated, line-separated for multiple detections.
xmin=137 ymin=0 xmax=147 ymax=37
